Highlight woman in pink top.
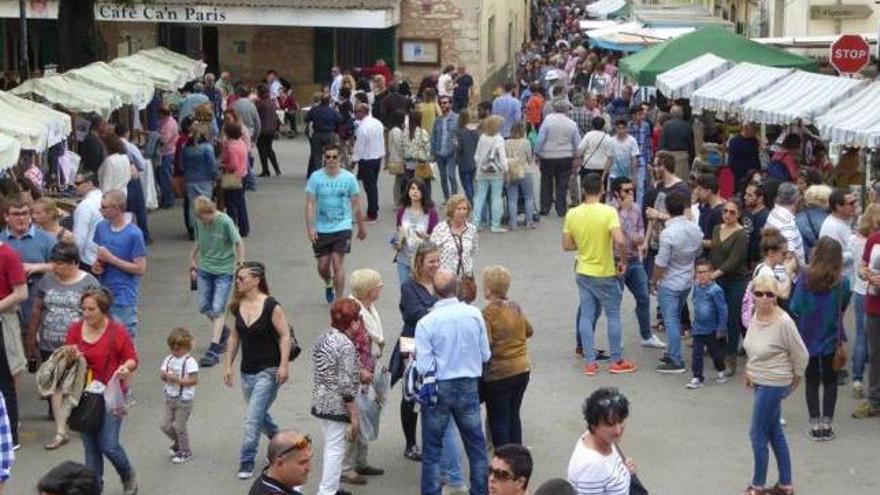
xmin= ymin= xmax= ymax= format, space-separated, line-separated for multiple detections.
xmin=221 ymin=122 xmax=250 ymax=237
xmin=158 ymin=105 xmax=179 ymax=208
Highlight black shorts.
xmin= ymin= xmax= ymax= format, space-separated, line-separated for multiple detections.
xmin=313 ymin=230 xmax=352 ymax=257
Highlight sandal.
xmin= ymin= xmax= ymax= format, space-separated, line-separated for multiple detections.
xmin=742 ymin=487 xmax=765 ymax=495
xmin=403 ymin=445 xmax=422 ymax=461
xmin=767 ymin=485 xmax=794 ymax=495
xmin=45 ymin=433 xmax=69 ymax=450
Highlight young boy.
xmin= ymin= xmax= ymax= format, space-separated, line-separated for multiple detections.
xmin=160 ymin=327 xmax=199 ymax=463
xmin=687 ymin=259 xmax=728 ymax=389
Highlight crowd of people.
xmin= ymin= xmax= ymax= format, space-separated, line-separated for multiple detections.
xmin=0 ymin=2 xmax=878 ymax=495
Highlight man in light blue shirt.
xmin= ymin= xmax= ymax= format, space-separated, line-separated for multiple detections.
xmin=2 ymin=195 xmax=56 ymax=326
xmin=416 ymin=269 xmax=490 ymax=495
xmin=491 ymin=82 xmax=522 ymax=139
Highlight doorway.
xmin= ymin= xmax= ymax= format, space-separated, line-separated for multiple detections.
xmin=157 ymin=23 xmax=219 ymax=76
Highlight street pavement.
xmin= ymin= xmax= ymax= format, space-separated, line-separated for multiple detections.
xmin=9 ymin=138 xmax=878 ymax=494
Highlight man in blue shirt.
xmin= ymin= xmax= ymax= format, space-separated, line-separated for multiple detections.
xmin=431 ymin=95 xmax=459 ymax=202
xmin=491 ymin=82 xmax=522 ymax=139
xmin=92 ymin=190 xmax=147 ymax=341
xmin=305 ymin=144 xmax=367 ymax=304
xmin=416 ymin=269 xmax=491 ymax=495
xmin=2 ymin=195 xmax=56 ymax=326
xmin=305 ymin=96 xmax=343 ymax=178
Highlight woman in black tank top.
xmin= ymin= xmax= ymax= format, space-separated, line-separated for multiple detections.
xmin=222 ymin=261 xmax=292 ymax=480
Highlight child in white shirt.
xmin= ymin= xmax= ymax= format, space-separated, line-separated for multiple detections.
xmin=160 ymin=327 xmax=199 ymax=464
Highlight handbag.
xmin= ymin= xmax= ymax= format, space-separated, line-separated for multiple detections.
xmin=220 ymin=172 xmax=242 ymax=190
xmin=832 ymin=283 xmax=848 ymax=371
xmin=415 ymin=161 xmax=436 ymax=181
xmin=288 ymin=324 xmax=302 ymax=362
xmin=615 ymin=443 xmax=648 ymax=495
xmin=68 ymin=327 xmax=115 ymax=433
xmin=171 ymin=175 xmax=186 ymax=198
xmin=386 ymin=161 xmax=405 ymax=175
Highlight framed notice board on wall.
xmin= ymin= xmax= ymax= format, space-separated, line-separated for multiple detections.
xmin=398 ymin=38 xmax=441 ymax=66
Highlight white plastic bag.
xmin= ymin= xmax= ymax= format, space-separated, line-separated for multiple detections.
xmin=357 ymin=385 xmax=382 ymax=441
xmin=103 ymin=374 xmax=126 ymax=417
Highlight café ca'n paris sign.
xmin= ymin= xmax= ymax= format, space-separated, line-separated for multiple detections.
xmin=96 ymin=3 xmax=229 ymax=23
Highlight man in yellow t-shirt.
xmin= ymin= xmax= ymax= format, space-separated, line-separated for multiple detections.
xmin=562 ymin=173 xmax=636 ymax=376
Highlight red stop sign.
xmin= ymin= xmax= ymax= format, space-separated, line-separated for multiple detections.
xmin=830 ymin=34 xmax=871 ymax=74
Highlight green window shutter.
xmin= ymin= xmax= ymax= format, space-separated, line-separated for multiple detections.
xmin=39 ymin=20 xmax=59 ymax=67
xmin=313 ymin=28 xmax=334 ymax=84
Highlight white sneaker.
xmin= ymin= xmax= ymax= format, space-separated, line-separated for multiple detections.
xmin=685 ymin=378 xmax=703 ymax=389
xmin=641 ymin=335 xmax=667 ymax=349
xmin=853 ymin=380 xmax=864 ymax=399
xmin=780 ymin=417 xmax=787 ymax=427
xmin=172 ymin=452 xmax=193 ymax=464
xmin=716 ymin=371 xmax=728 ymax=384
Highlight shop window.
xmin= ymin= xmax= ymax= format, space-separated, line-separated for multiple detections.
xmin=488 ymin=16 xmax=495 ymax=64
xmin=313 ymin=27 xmax=395 ymax=84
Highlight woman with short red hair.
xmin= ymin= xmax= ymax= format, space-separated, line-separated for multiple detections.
xmin=312 ymin=298 xmax=362 ymax=495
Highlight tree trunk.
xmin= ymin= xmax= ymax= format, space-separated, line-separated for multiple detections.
xmin=58 ymin=0 xmax=102 ymax=71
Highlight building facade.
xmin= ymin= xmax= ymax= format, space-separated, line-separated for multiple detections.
xmin=1 ymin=0 xmax=528 ymax=100
xmin=765 ymin=0 xmax=878 ymax=37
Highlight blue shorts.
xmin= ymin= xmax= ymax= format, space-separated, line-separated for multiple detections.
xmin=198 ymin=270 xmax=234 ymax=319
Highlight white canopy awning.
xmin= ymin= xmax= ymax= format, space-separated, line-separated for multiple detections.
xmin=741 ymin=71 xmax=868 ymax=125
xmin=587 ymin=0 xmax=627 ymax=19
xmin=0 ymin=91 xmax=72 ymax=151
xmin=579 ymin=19 xmax=621 ymax=31
xmin=138 ymin=47 xmax=207 ymax=81
xmin=11 ymin=74 xmax=122 ymax=117
xmin=65 ymin=62 xmax=155 ymax=110
xmin=0 ymin=134 xmax=21 ymax=171
xmin=815 ymin=82 xmax=880 ymax=148
xmin=691 ymin=63 xmax=794 ymax=116
xmin=655 ymin=53 xmax=734 ymax=99
xmin=111 ymin=53 xmax=190 ymax=91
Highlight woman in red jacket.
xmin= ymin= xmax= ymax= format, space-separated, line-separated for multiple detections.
xmin=64 ymin=288 xmax=138 ymax=494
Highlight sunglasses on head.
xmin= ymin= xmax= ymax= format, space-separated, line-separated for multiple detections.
xmin=488 ymin=467 xmax=516 ymax=481
xmin=753 ymin=290 xmax=776 ymax=299
xmin=275 ymin=434 xmax=312 ymax=460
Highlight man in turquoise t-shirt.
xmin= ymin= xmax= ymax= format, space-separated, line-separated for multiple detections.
xmin=305 ymin=143 xmax=367 ymax=303
xmin=189 ymin=196 xmax=245 ymax=367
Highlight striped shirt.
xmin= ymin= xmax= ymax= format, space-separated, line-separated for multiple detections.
xmin=0 ymin=391 xmax=13 ymax=482
xmin=567 ymin=436 xmax=630 ymax=495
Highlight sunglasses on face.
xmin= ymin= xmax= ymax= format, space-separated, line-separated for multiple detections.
xmin=324 ymin=154 xmax=339 ymax=160
xmin=488 ymin=467 xmax=516 ymax=481
xmin=620 ymin=188 xmax=634 ymax=194
xmin=753 ymin=290 xmax=776 ymax=299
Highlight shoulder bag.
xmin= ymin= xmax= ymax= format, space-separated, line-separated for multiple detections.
xmin=832 ymin=283 xmax=848 ymax=371
xmin=263 ymin=297 xmax=302 ymax=362
xmin=68 ymin=327 xmax=115 ymax=433
xmin=579 ymin=133 xmax=606 ymax=178
xmin=615 ymin=443 xmax=648 ymax=495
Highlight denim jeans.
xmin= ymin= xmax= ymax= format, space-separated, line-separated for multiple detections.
xmin=109 ymin=304 xmax=138 ymax=341
xmin=458 ymin=168 xmax=475 ymax=204
xmin=159 ymin=153 xmax=175 ymax=208
xmin=198 ymin=270 xmax=234 ymax=319
xmin=506 ymin=175 xmax=535 ymax=228
xmin=82 ymin=409 xmax=133 ymax=488
xmin=240 ymin=367 xmax=280 ymax=465
xmin=186 ymin=180 xmax=215 ymax=229
xmin=657 ymin=285 xmax=690 ymax=366
xmin=473 ymin=177 xmax=504 ymax=230
xmin=852 ymin=293 xmax=868 ymax=381
xmin=750 ymin=384 xmax=792 ymax=487
xmin=441 ymin=422 xmax=464 ymax=488
xmin=620 ymin=259 xmax=652 ymax=340
xmin=397 ymin=263 xmax=412 ymax=286
xmin=718 ymin=278 xmax=747 ymax=357
xmin=576 ymin=274 xmax=623 ymax=363
xmin=224 ymin=187 xmax=250 ymax=237
xmin=435 ymin=154 xmax=458 ymax=201
xmin=421 ymin=378 xmax=487 ymax=495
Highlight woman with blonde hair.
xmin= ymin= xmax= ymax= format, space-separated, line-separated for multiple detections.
xmin=430 ymin=194 xmax=479 ymax=276
xmin=32 ymin=197 xmax=73 ymax=243
xmin=481 ymin=265 xmax=533 ymax=446
xmin=742 ymin=274 xmax=808 ymax=495
xmin=473 ymin=115 xmax=508 ymax=232
xmin=795 ymin=184 xmax=831 ymax=260
xmin=504 ymin=122 xmax=537 ymax=229
xmin=418 ymin=87 xmax=441 ymax=140
xmin=850 ymin=204 xmax=880 ymax=397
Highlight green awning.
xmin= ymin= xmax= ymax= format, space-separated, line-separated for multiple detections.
xmin=619 ymin=26 xmax=818 ymax=87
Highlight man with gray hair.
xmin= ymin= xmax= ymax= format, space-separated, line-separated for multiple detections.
xmin=765 ymin=182 xmax=806 ymax=266
xmin=248 ymin=429 xmax=312 ymax=495
xmin=535 ymin=99 xmax=581 ymax=217
xmin=416 ymin=268 xmax=491 ymax=495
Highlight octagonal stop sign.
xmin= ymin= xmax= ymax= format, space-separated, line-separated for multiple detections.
xmin=830 ymin=34 xmax=871 ymax=74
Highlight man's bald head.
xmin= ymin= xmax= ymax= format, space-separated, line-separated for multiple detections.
xmin=267 ymin=430 xmax=310 ymax=462
xmin=434 ymin=269 xmax=458 ymax=298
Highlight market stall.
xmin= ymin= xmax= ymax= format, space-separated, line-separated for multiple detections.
xmin=65 ymin=62 xmax=155 ymax=110
xmin=815 ymin=82 xmax=880 ymax=148
xmin=10 ymin=74 xmax=122 ymax=117
xmin=655 ymin=53 xmax=733 ymax=99
xmin=690 ymin=62 xmax=794 ymax=116
xmin=139 ymin=47 xmax=207 ymax=81
xmin=586 ymin=0 xmax=628 ymax=20
xmin=0 ymin=134 xmax=21 ymax=171
xmin=587 ymin=24 xmax=694 ymax=52
xmin=741 ymin=71 xmax=868 ymax=125
xmin=619 ymin=26 xmax=817 ymax=86
xmin=0 ymin=91 xmax=72 ymax=152
xmin=110 ymin=53 xmax=191 ymax=92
